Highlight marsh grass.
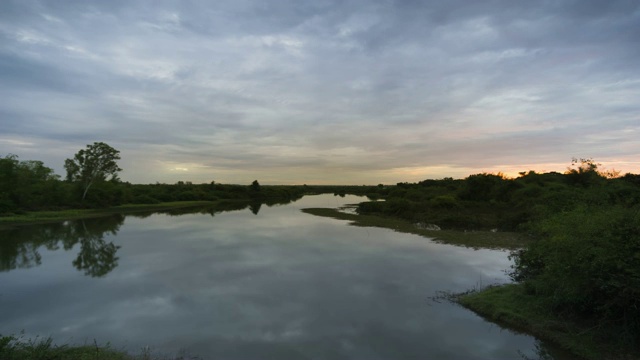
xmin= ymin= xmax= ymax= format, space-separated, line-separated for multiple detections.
xmin=301 ymin=207 xmax=529 ymax=249
xmin=0 ymin=334 xmax=127 ymax=360
xmin=0 ymin=333 xmax=201 ymax=360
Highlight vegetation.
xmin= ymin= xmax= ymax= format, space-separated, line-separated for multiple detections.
xmin=301 ymin=207 xmax=528 ymax=249
xmin=0 ymin=144 xmax=311 ymax=216
xmin=65 ymin=142 xmax=122 ymax=200
xmin=303 ymin=158 xmax=640 ymax=358
xmin=332 ymin=158 xmax=637 ymax=359
xmin=0 ymin=333 xmax=199 ymax=360
xmin=0 ymin=201 xmax=215 ymax=228
xmin=0 ymin=154 xmax=64 ymax=214
xmin=458 ymin=284 xmax=632 ymax=360
xmin=2 ymin=145 xmax=639 ymax=359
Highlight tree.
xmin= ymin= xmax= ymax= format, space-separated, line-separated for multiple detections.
xmin=0 ymin=154 xmax=19 ymax=211
xmin=250 ymin=180 xmax=261 ymax=192
xmin=564 ymin=158 xmax=603 ymax=187
xmin=64 ymin=142 xmax=122 ymax=200
xmin=0 ymin=154 xmax=61 ymax=211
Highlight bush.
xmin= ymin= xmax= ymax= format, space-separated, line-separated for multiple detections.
xmin=511 ymin=206 xmax=640 ymax=341
xmin=0 ymin=198 xmax=16 ymax=214
xmin=132 ymin=195 xmax=160 ymax=204
xmin=430 ymin=195 xmax=460 ymax=209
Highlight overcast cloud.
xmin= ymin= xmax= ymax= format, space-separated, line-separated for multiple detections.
xmin=1 ymin=0 xmax=639 ymax=184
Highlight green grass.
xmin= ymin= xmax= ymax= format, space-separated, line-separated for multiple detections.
xmin=0 ymin=201 xmax=219 ymax=229
xmin=301 ymin=207 xmax=529 ymax=249
xmin=0 ymin=334 xmax=128 ymax=360
xmin=0 ymin=334 xmax=200 ymax=360
xmin=457 ymin=284 xmax=639 ymax=360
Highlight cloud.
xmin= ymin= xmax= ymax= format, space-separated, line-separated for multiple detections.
xmin=1 ymin=0 xmax=639 ymax=183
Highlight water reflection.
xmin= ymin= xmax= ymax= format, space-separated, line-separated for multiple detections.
xmin=249 ymin=202 xmax=262 ymax=215
xmin=0 ymin=215 xmax=124 ymax=277
xmin=0 ymin=199 xmax=285 ymax=276
xmin=125 ymin=198 xmax=292 ymax=219
xmin=0 ymin=195 xmax=577 ymax=359
xmin=518 ymin=339 xmax=581 ymax=360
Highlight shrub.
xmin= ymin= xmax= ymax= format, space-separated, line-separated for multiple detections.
xmin=511 ymin=206 xmax=640 ymax=341
xmin=132 ymin=195 xmax=160 ymax=204
xmin=430 ymin=195 xmax=460 ymax=209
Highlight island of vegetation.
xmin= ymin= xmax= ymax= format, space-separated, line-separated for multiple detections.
xmin=1 ymin=143 xmax=638 ymax=360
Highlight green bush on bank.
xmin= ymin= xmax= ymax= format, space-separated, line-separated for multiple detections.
xmin=510 ymin=205 xmax=640 ymax=346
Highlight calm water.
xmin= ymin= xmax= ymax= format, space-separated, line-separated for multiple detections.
xmin=0 ymin=195 xmax=570 ymax=359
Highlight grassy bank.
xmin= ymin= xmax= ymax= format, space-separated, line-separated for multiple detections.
xmin=301 ymin=207 xmax=529 ymax=249
xmin=0 ymin=334 xmax=200 ymax=360
xmin=0 ymin=201 xmax=218 ymax=229
xmin=457 ymin=284 xmax=639 ymax=360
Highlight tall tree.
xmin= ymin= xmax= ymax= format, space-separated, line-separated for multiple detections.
xmin=64 ymin=142 xmax=122 ymax=200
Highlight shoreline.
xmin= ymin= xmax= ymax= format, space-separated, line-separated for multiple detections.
xmin=457 ymin=284 xmax=638 ymax=360
xmin=0 ymin=201 xmax=221 ymax=229
xmin=301 ymin=207 xmax=529 ymax=249
xmin=302 ymin=207 xmax=638 ymax=360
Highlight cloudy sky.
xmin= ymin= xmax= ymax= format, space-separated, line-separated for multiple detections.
xmin=1 ymin=0 xmax=639 ymax=184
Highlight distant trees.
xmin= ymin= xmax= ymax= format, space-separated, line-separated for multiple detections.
xmin=64 ymin=142 xmax=122 ymax=200
xmin=250 ymin=180 xmax=261 ymax=192
xmin=1 ymin=148 xmax=313 ymax=213
xmin=0 ymin=154 xmax=61 ymax=212
xmin=0 ymin=155 xmax=21 ymax=211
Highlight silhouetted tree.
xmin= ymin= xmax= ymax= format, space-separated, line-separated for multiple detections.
xmin=65 ymin=142 xmax=122 ymax=200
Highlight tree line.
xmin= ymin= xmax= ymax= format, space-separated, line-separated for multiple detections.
xmin=0 ymin=142 xmax=309 ymax=213
xmin=3 ymin=144 xmax=639 ymax=344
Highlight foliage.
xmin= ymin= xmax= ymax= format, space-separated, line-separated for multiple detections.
xmin=2 ymin=149 xmax=640 ymax=357
xmin=1 ymin=151 xmax=314 ymax=212
xmin=303 ymin=207 xmax=528 ymax=250
xmin=347 ymin=158 xmax=640 ymax=348
xmin=250 ymin=179 xmax=261 ymax=192
xmin=510 ymin=205 xmax=640 ymax=344
xmin=564 ymin=157 xmax=605 ymax=187
xmin=0 ymin=154 xmax=65 ymax=213
xmin=65 ymin=142 xmax=122 ymax=201
xmin=0 ymin=333 xmax=127 ymax=360
xmin=0 ymin=332 xmax=201 ymax=360
xmin=457 ymin=284 xmax=631 ymax=360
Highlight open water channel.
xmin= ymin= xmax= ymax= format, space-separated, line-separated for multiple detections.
xmin=0 ymin=194 xmax=574 ymax=359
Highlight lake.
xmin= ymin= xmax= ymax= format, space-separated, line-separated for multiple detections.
xmin=0 ymin=194 xmax=570 ymax=359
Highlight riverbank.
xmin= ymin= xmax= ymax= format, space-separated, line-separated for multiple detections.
xmin=0 ymin=201 xmax=218 ymax=229
xmin=457 ymin=284 xmax=639 ymax=360
xmin=301 ymin=207 xmax=529 ymax=249
xmin=304 ymin=206 xmax=638 ymax=360
xmin=0 ymin=333 xmax=199 ymax=360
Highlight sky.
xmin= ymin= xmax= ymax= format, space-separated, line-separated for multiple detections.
xmin=1 ymin=0 xmax=639 ymax=185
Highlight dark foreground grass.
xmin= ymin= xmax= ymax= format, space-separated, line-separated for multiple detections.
xmin=457 ymin=284 xmax=639 ymax=360
xmin=0 ymin=201 xmax=218 ymax=229
xmin=0 ymin=334 xmax=200 ymax=360
xmin=301 ymin=207 xmax=529 ymax=249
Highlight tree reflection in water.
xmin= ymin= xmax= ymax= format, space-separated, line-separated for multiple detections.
xmin=0 ymin=214 xmax=124 ymax=277
xmin=0 ymin=198 xmax=300 ymax=277
xmin=249 ymin=202 xmax=262 ymax=215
